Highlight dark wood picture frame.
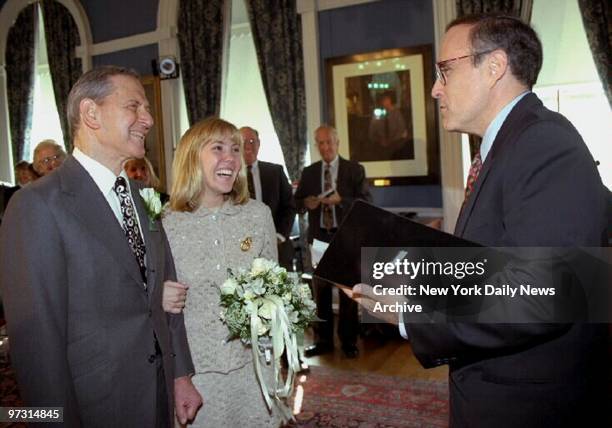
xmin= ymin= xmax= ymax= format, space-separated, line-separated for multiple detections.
xmin=326 ymin=45 xmax=439 ymax=185
xmin=140 ymin=75 xmax=166 ymax=191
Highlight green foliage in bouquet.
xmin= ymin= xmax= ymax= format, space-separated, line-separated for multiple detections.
xmin=219 ymin=258 xmax=317 ymax=343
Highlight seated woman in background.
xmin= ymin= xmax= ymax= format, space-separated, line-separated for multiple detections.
xmin=124 ymin=156 xmax=169 ymax=203
xmin=162 ymin=117 xmax=280 ymax=428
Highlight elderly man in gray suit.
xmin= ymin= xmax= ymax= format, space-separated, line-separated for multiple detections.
xmin=0 ymin=66 xmax=202 ymax=427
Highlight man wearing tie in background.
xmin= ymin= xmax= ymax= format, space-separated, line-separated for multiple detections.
xmin=240 ymin=126 xmax=296 ymax=270
xmin=0 ymin=66 xmax=201 ymax=427
xmin=295 ymin=125 xmax=371 ymax=358
xmin=348 ymin=15 xmax=608 ymax=428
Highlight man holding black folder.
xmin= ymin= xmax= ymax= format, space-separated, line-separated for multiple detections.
xmin=348 ymin=14 xmax=608 ymax=428
xmin=295 ymin=125 xmax=371 ymax=358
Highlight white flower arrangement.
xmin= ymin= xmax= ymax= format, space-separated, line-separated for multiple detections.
xmin=219 ymin=257 xmax=316 ymax=421
xmin=139 ymin=188 xmax=163 ymax=228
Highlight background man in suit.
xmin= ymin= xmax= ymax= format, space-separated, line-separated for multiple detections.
xmin=349 ymin=14 xmax=608 ymax=428
xmin=0 ymin=66 xmax=202 ymax=427
xmin=295 ymin=125 xmax=371 ymax=358
xmin=240 ymin=126 xmax=296 ymax=270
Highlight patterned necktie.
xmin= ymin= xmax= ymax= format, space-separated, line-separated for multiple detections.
xmin=113 ymin=177 xmax=147 ymax=285
xmin=464 ymin=152 xmax=483 ymax=201
xmin=247 ymin=165 xmax=255 ymax=199
xmin=322 ymin=163 xmax=334 ymax=231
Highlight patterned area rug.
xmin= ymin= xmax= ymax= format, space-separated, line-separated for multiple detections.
xmin=286 ymin=366 xmax=449 ymax=428
xmin=0 ymin=359 xmax=25 ymax=428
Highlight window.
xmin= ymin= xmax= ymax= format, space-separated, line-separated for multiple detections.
xmin=26 ymin=4 xmax=65 ymax=161
xmin=220 ymin=0 xmax=287 ymax=169
xmin=532 ymin=0 xmax=612 ymax=190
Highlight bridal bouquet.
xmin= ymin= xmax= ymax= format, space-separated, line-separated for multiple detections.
xmin=219 ymin=258 xmax=316 ymax=420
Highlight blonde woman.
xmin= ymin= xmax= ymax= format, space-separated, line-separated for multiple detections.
xmin=162 ymin=117 xmax=280 ymax=427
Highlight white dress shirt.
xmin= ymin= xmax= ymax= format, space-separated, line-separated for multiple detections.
xmin=73 ymin=148 xmax=146 ymax=250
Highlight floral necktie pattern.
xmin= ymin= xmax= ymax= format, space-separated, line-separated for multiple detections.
xmin=464 ymin=152 xmax=482 ymax=201
xmin=114 ymin=177 xmax=147 ymax=285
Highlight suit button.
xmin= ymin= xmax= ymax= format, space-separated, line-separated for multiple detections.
xmin=148 ymin=310 xmax=153 ymax=317
xmin=214 ymin=239 xmax=220 ymax=246
xmin=170 ymin=353 xmax=176 ymax=358
xmin=148 ymin=354 xmax=156 ymax=363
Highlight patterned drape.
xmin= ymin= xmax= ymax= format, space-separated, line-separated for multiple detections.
xmin=177 ymin=0 xmax=225 ymax=125
xmin=6 ymin=4 xmax=37 ymax=164
xmin=41 ymin=0 xmax=82 ymax=153
xmin=455 ymin=0 xmax=534 ymax=157
xmin=245 ymin=0 xmax=307 ymax=181
xmin=577 ymin=0 xmax=611 ymax=108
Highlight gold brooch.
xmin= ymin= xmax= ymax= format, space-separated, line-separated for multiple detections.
xmin=240 ymin=237 xmax=252 ymax=252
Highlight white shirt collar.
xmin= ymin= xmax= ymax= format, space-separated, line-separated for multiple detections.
xmin=324 ymin=155 xmax=339 ymax=168
xmin=480 ymin=91 xmax=530 ymax=161
xmin=73 ymin=147 xmax=129 ymax=195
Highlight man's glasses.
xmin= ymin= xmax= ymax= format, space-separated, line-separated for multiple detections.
xmin=37 ymin=154 xmax=64 ymax=166
xmin=434 ymin=50 xmax=494 ymax=85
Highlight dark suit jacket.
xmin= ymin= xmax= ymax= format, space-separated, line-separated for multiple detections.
xmin=258 ymin=160 xmax=296 ymax=238
xmin=406 ymin=93 xmax=609 ymax=428
xmin=295 ymin=157 xmax=371 ymax=243
xmin=0 ymin=156 xmax=194 ymax=427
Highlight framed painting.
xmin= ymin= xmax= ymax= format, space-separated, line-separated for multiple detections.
xmin=140 ymin=75 xmax=166 ymax=191
xmin=326 ymin=45 xmax=439 ymax=185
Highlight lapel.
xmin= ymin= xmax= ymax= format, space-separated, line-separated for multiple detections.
xmin=336 ymin=157 xmax=348 ymax=189
xmin=454 ymin=94 xmax=538 ymax=237
xmin=258 ymin=161 xmax=273 ymax=206
xmin=131 ymin=180 xmax=159 ymax=296
xmin=58 ymin=156 xmax=149 ymax=290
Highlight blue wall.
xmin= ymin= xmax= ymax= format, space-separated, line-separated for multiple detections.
xmin=318 ymin=0 xmax=441 ymax=208
xmin=81 ymin=0 xmax=158 ymax=75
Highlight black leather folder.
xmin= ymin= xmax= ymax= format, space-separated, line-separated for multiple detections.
xmin=313 ymin=200 xmax=479 ymax=287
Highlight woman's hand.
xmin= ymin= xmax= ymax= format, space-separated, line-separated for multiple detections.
xmin=163 ymin=280 xmax=189 ymax=314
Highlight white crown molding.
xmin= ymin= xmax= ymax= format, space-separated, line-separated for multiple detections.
xmin=80 ymin=27 xmax=176 ymax=57
xmin=297 ymin=0 xmax=379 ymax=14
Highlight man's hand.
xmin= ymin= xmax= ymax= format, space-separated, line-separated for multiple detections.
xmin=342 ymin=283 xmax=407 ymax=325
xmin=174 ymin=376 xmax=202 ymax=426
xmin=163 ymin=281 xmax=188 ymax=314
xmin=321 ymin=191 xmax=341 ymax=206
xmin=304 ymin=195 xmax=321 ymax=210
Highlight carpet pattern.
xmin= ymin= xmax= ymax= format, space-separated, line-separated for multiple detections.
xmin=287 ymin=366 xmax=449 ymax=428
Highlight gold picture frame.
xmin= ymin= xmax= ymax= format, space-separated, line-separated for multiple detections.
xmin=326 ymin=45 xmax=439 ymax=185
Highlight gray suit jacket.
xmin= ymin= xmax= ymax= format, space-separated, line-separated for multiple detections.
xmin=0 ymin=156 xmax=194 ymax=427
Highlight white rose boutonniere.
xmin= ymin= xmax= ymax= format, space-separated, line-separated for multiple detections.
xmin=139 ymin=188 xmax=163 ymax=230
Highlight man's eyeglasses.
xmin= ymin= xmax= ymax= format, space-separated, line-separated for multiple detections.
xmin=434 ymin=50 xmax=494 ymax=86
xmin=37 ymin=154 xmax=64 ymax=166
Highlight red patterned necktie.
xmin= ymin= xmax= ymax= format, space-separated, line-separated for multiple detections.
xmin=322 ymin=163 xmax=334 ymax=231
xmin=464 ymin=152 xmax=482 ymax=201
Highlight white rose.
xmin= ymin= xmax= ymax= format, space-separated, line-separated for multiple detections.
xmin=151 ymin=195 xmax=162 ymax=214
xmin=249 ymin=277 xmax=265 ymax=295
xmin=243 ymin=290 xmax=256 ymax=301
xmin=258 ymin=300 xmax=275 ymax=320
xmin=251 ymin=258 xmax=267 ymax=275
xmin=220 ymin=278 xmax=237 ymax=295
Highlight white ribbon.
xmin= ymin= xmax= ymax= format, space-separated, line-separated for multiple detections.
xmin=250 ymin=296 xmax=300 ymax=423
